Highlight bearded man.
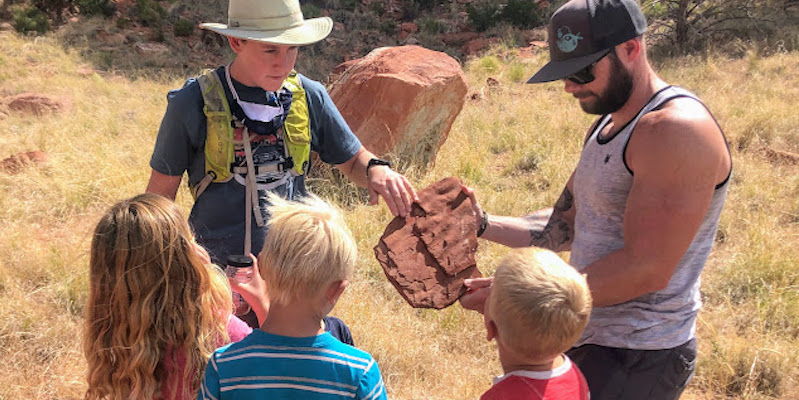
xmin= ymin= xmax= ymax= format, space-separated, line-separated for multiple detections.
xmin=460 ymin=1 xmax=732 ymax=399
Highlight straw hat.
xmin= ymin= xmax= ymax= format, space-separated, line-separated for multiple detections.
xmin=199 ymin=0 xmax=332 ymax=46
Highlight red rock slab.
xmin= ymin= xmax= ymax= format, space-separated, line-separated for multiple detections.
xmin=415 ymin=177 xmax=478 ymax=276
xmin=374 ymin=177 xmax=481 ymax=309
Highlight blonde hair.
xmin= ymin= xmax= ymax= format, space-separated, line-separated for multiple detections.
xmin=488 ymin=247 xmax=592 ymax=360
xmin=258 ymin=193 xmax=356 ymax=305
xmin=83 ymin=193 xmax=231 ymax=400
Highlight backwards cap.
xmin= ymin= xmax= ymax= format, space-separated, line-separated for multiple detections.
xmin=528 ymin=0 xmax=647 ymax=84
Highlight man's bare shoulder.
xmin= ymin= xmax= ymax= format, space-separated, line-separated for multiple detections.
xmin=636 ymin=97 xmax=720 ymax=139
xmin=628 ymin=97 xmax=729 ymax=177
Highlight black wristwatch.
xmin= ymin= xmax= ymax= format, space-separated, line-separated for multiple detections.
xmin=366 ymin=158 xmax=392 ymax=178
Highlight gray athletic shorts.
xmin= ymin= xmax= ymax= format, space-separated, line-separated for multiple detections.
xmin=566 ymin=338 xmax=697 ymax=400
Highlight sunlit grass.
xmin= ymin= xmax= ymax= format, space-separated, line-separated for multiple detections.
xmin=0 ymin=30 xmax=797 ymax=399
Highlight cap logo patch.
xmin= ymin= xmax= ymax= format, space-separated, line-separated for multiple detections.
xmin=556 ymin=26 xmax=583 ymax=53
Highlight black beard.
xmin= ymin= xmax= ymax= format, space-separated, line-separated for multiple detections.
xmin=579 ymin=54 xmax=633 ymax=115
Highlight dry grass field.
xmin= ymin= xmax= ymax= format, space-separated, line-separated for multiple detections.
xmin=0 ymin=30 xmax=797 ymax=399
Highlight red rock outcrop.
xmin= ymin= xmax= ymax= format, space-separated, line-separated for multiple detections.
xmin=6 ymin=93 xmax=67 ymax=116
xmin=374 ymin=177 xmax=481 ymax=309
xmin=328 ymin=45 xmax=468 ymax=166
xmin=1 ymin=151 xmax=50 ymax=174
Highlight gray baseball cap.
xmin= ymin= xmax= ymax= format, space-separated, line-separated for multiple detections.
xmin=527 ymin=0 xmax=647 ymax=84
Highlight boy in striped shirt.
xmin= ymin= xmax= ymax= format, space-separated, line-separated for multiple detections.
xmin=197 ymin=194 xmax=387 ymax=400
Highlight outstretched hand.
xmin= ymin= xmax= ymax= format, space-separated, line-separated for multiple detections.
xmin=228 ymin=254 xmax=269 ymax=326
xmin=368 ymin=165 xmax=419 ymax=218
xmin=459 ymin=276 xmax=494 ymax=314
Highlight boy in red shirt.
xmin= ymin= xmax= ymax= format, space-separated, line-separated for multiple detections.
xmin=479 ymin=247 xmax=592 ymax=400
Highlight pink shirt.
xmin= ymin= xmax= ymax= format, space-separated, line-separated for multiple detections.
xmin=161 ymin=315 xmax=253 ymax=400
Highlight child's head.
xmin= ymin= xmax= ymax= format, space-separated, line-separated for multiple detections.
xmin=486 ymin=247 xmax=592 ymax=362
xmin=259 ymin=194 xmax=357 ymax=307
xmin=84 ymin=193 xmax=231 ymax=400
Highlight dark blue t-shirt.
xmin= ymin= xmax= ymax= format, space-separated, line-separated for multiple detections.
xmin=150 ymin=68 xmax=361 ymax=264
xmin=324 ymin=316 xmax=354 ymax=346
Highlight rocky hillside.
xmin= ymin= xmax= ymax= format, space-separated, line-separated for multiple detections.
xmin=7 ymin=0 xmax=548 ymax=81
xmin=6 ymin=0 xmax=797 ymax=79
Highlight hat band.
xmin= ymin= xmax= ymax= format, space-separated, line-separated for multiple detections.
xmin=228 ymin=11 xmax=304 ymax=31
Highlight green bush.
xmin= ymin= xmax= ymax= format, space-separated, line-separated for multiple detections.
xmin=173 ymin=18 xmax=194 ymax=37
xmin=13 ymin=6 xmax=50 ymax=34
xmin=75 ymin=0 xmax=115 ymax=17
xmin=418 ymin=16 xmax=447 ymax=34
xmin=500 ymin=0 xmax=543 ymax=29
xmin=339 ymin=0 xmax=359 ymax=11
xmin=301 ymin=3 xmax=323 ymax=18
xmin=417 ymin=0 xmax=443 ymax=12
xmin=467 ymin=0 xmax=501 ymax=32
xmin=400 ymin=1 xmax=421 ymax=20
xmin=135 ymin=0 xmax=166 ymax=28
xmin=31 ymin=0 xmax=72 ymax=22
xmin=468 ymin=0 xmax=548 ymax=31
xmin=368 ymin=1 xmax=385 ymax=15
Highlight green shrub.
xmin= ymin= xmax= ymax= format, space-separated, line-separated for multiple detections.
xmin=339 ymin=0 xmax=359 ymax=11
xmin=301 ymin=3 xmax=323 ymax=18
xmin=400 ymin=1 xmax=421 ymax=20
xmin=173 ymin=18 xmax=194 ymax=37
xmin=477 ymin=55 xmax=501 ymax=72
xmin=417 ymin=0 xmax=443 ymax=12
xmin=368 ymin=1 xmax=385 ymax=15
xmin=75 ymin=0 xmax=115 ymax=17
xmin=507 ymin=61 xmax=528 ymax=83
xmin=31 ymin=0 xmax=72 ymax=22
xmin=501 ymin=0 xmax=543 ymax=29
xmin=468 ymin=0 xmax=548 ymax=32
xmin=418 ymin=16 xmax=447 ymax=34
xmin=135 ymin=0 xmax=166 ymax=28
xmin=467 ymin=0 xmax=501 ymax=32
xmin=12 ymin=6 xmax=50 ymax=34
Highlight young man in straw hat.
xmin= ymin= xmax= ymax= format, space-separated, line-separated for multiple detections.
xmin=146 ymin=0 xmax=417 ymax=285
xmin=461 ymin=0 xmax=731 ymax=399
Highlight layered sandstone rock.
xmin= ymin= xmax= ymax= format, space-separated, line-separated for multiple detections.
xmin=328 ymin=45 xmax=468 ymax=166
xmin=374 ymin=177 xmax=481 ymax=309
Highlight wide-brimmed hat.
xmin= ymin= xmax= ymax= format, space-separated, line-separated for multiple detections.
xmin=199 ymin=0 xmax=332 ymax=46
xmin=527 ymin=0 xmax=647 ymax=84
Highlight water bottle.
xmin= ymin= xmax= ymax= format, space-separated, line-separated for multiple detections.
xmin=225 ymin=255 xmax=253 ymax=316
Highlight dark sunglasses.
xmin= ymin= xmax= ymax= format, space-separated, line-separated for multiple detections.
xmin=565 ymin=50 xmax=612 ymax=85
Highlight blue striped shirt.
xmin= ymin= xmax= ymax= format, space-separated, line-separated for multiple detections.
xmin=197 ymin=330 xmax=387 ymax=400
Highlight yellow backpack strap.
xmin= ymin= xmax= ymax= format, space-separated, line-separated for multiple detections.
xmin=282 ymin=70 xmax=311 ymax=176
xmin=195 ymin=69 xmax=236 ymax=198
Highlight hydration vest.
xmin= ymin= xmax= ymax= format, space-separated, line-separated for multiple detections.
xmin=192 ymin=69 xmax=311 ymax=199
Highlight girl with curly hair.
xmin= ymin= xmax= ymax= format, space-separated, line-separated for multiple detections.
xmin=83 ymin=193 xmax=268 ymax=400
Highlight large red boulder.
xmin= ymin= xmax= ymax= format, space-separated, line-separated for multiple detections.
xmin=328 ymin=45 xmax=468 ymax=166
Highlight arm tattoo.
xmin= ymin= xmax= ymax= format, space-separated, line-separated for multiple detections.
xmin=554 ymin=187 xmax=574 ymax=213
xmin=527 ymin=187 xmax=575 ymax=251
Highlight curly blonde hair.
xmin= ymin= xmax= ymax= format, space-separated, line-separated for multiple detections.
xmin=83 ymin=193 xmax=231 ymax=400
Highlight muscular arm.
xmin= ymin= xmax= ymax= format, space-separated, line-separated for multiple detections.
xmin=478 ymin=173 xmax=576 ymax=252
xmin=582 ymin=103 xmax=730 ymax=307
xmin=145 ymin=169 xmax=182 ymax=200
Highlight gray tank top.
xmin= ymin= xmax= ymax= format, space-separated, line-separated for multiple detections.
xmin=571 ymin=86 xmax=731 ymax=350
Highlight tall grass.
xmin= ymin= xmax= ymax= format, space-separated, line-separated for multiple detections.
xmin=0 ymin=31 xmax=797 ymax=399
